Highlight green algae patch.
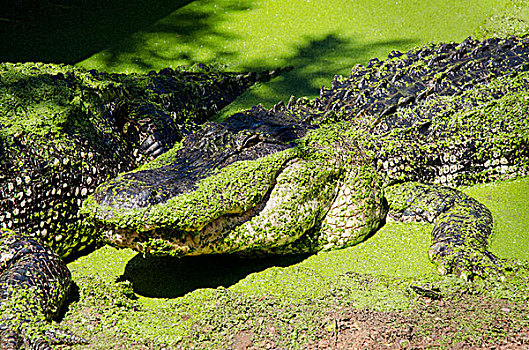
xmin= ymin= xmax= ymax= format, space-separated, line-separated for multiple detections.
xmin=474 ymin=0 xmax=529 ymax=39
xmin=230 ymin=221 xmax=435 ymax=311
xmin=0 ymin=62 xmax=107 ymax=152
xmin=461 ymin=176 xmax=529 ymax=261
xmin=306 ymin=222 xmax=437 ymax=279
xmin=231 ymin=221 xmax=437 ymax=296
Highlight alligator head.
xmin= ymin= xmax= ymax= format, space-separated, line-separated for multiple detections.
xmin=0 ymin=62 xmax=285 ymax=259
xmin=83 ymin=105 xmax=388 ymax=256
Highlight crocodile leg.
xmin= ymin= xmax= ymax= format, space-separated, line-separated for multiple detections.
xmin=385 ymin=182 xmax=503 ymax=280
xmin=0 ymin=229 xmax=80 ymax=349
xmin=318 ymin=163 xmax=388 ymax=251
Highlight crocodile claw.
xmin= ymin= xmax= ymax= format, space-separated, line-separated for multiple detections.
xmin=429 ymin=242 xmax=505 ymax=281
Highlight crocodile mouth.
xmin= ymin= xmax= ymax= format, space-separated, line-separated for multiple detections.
xmin=92 ymin=119 xmax=308 ymax=211
xmin=100 ymin=183 xmax=276 ymax=255
xmin=89 ymin=149 xmax=303 ymax=255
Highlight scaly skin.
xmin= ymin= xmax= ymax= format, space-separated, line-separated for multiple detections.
xmin=0 ymin=62 xmax=285 ymax=348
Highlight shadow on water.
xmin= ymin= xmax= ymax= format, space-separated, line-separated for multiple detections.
xmin=0 ymin=0 xmax=196 ymax=63
xmin=95 ymin=0 xmax=253 ymax=71
xmin=1 ymin=0 xmax=417 ymax=104
xmin=0 ymin=0 xmax=255 ymax=68
xmin=120 ymin=253 xmax=311 ymax=298
xmin=235 ymin=34 xmax=419 ymax=109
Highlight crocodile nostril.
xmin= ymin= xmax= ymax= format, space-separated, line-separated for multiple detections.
xmin=136 ymin=189 xmax=159 ymax=206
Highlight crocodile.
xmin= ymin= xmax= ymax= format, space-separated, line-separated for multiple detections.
xmin=86 ymin=36 xmax=529 ymax=263
xmin=2 ymin=36 xmax=529 ymax=348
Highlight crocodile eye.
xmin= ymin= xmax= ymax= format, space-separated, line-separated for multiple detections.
xmin=237 ymin=134 xmax=261 ymax=150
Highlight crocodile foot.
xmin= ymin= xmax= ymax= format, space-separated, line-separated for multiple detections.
xmin=429 ymin=202 xmax=505 ymax=280
xmin=386 ymin=182 xmax=504 ymax=280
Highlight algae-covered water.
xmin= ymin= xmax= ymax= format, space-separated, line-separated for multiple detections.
xmin=4 ymin=0 xmax=509 ymax=114
xmin=75 ymin=0 xmax=513 ymax=115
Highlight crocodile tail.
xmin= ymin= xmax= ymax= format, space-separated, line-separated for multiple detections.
xmin=176 ymin=65 xmax=293 ymax=124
